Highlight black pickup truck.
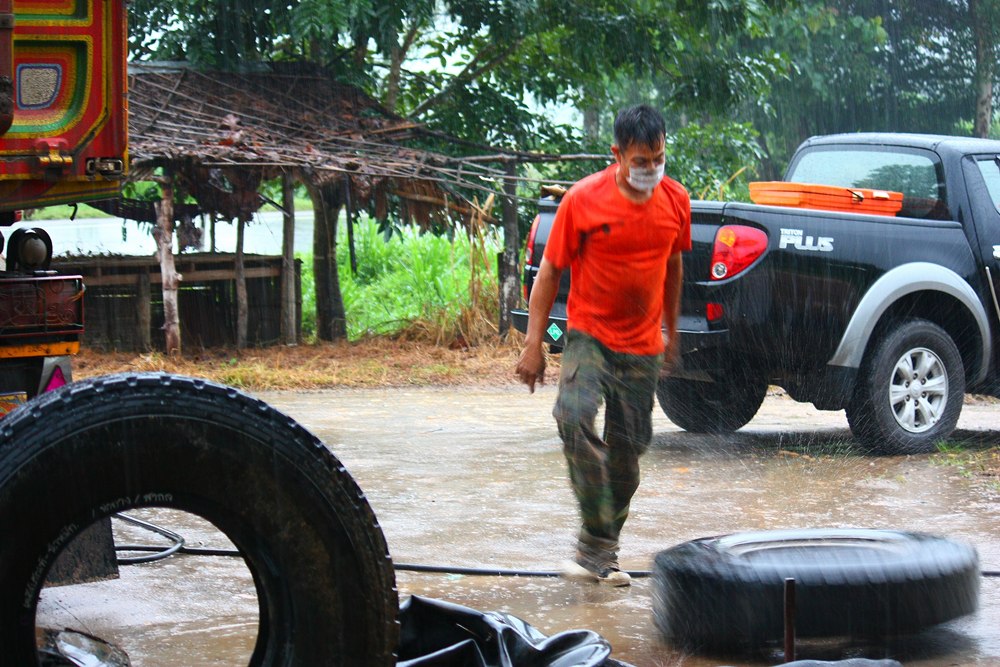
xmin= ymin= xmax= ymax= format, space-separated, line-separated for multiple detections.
xmin=514 ymin=133 xmax=1000 ymax=454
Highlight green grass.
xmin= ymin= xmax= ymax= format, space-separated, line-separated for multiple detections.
xmin=298 ymin=216 xmax=503 ymax=343
xmin=25 ymin=197 xmax=504 ymax=345
xmin=931 ymin=440 xmax=1000 ymax=492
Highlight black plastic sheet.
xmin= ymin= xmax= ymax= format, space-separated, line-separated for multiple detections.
xmin=398 ymin=595 xmax=631 ymax=667
xmin=783 ymin=661 xmax=903 ymax=666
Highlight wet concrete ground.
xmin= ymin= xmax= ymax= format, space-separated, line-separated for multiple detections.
xmin=37 ymin=387 xmax=1000 ymax=666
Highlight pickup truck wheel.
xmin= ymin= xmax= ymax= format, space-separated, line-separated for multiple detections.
xmin=656 ymin=375 xmax=766 ymax=433
xmin=652 ymin=529 xmax=979 ymax=653
xmin=0 ymin=373 xmax=398 ymax=666
xmin=847 ymin=319 xmax=964 ymax=455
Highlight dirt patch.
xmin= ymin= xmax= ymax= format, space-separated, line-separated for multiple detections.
xmin=73 ymin=337 xmax=562 ymax=391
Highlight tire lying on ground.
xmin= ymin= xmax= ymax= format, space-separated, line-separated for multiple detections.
xmin=653 ymin=529 xmax=979 ymax=653
xmin=0 ymin=373 xmax=398 ymax=666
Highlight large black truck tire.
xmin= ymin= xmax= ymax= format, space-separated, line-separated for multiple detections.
xmin=656 ymin=375 xmax=767 ymax=433
xmin=652 ymin=529 xmax=979 ymax=654
xmin=0 ymin=373 xmax=398 ymax=666
xmin=847 ymin=318 xmax=965 ymax=455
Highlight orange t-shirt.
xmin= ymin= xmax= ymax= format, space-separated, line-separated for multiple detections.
xmin=543 ymin=164 xmax=691 ymax=355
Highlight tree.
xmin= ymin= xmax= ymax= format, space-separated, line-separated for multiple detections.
xmin=875 ymin=0 xmax=981 ymax=135
xmin=128 ymin=1 xmax=794 ymax=341
xmin=130 ymin=0 xmax=794 ymax=151
xmin=742 ymin=2 xmax=890 ymax=176
xmin=129 ymin=0 xmax=295 ymax=69
xmin=152 ymin=172 xmax=182 ymax=355
xmin=555 ymin=3 xmax=791 ymax=195
xmin=748 ymin=1 xmax=1000 ymax=174
xmin=969 ymin=0 xmax=1000 ymax=137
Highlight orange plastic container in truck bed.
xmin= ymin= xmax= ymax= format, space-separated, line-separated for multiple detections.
xmin=749 ymin=182 xmax=904 ymax=217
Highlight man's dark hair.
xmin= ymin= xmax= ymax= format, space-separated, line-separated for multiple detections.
xmin=613 ymin=105 xmax=666 ymax=150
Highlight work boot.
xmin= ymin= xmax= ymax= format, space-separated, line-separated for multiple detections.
xmin=560 ymin=540 xmax=631 ymax=586
xmin=561 ymin=558 xmax=632 ymax=586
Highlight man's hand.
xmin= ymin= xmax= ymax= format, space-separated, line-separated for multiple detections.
xmin=661 ymin=251 xmax=683 ymax=377
xmin=516 ymin=343 xmax=547 ymax=393
xmin=661 ymin=329 xmax=681 ymax=377
xmin=516 ymin=258 xmax=562 ymax=393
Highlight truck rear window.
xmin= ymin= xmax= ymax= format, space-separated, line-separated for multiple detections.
xmin=976 ymin=158 xmax=1000 ymax=215
xmin=787 ymin=148 xmax=947 ymax=219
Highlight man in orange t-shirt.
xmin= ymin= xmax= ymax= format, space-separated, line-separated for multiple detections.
xmin=515 ymin=105 xmax=691 ymax=586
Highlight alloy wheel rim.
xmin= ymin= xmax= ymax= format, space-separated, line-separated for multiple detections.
xmin=889 ymin=347 xmax=947 ymax=433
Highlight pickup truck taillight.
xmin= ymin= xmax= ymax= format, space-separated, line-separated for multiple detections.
xmin=710 ymin=225 xmax=768 ymax=280
xmin=523 ymin=214 xmax=541 ymax=301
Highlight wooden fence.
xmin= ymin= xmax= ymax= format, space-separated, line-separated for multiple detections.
xmin=52 ymin=254 xmax=301 ymax=351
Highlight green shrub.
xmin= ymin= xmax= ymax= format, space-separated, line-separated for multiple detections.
xmin=297 ymin=216 xmax=502 ymax=343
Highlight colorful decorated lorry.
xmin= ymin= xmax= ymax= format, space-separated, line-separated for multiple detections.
xmin=0 ymin=0 xmax=127 ymax=413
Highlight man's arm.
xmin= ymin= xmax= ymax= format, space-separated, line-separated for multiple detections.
xmin=515 ymin=258 xmax=563 ymax=392
xmin=662 ymin=251 xmax=683 ymax=371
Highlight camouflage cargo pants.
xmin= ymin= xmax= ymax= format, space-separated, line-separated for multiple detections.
xmin=553 ymin=330 xmax=662 ymax=554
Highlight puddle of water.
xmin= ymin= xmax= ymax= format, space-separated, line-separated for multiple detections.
xmin=261 ymin=387 xmax=1000 ymax=666
xmin=33 ymin=388 xmax=1000 ymax=665
xmin=36 ymin=508 xmax=258 ymax=665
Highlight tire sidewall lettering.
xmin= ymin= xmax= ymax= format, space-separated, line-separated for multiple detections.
xmin=95 ymin=493 xmax=175 ymax=518
xmin=23 ymin=522 xmax=78 ymax=610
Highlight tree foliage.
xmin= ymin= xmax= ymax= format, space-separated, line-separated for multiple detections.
xmin=127 ymin=1 xmax=1000 ymax=187
xmin=128 ymin=1 xmax=790 ymax=150
xmin=126 ymin=0 xmax=1000 ymax=345
xmin=749 ymin=0 xmax=1000 ymax=175
xmin=129 ymin=0 xmax=295 ymax=68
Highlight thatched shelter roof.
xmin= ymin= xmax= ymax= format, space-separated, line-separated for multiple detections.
xmin=124 ymin=62 xmax=505 ymax=223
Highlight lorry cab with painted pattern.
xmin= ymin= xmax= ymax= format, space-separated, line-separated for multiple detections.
xmin=0 ymin=0 xmax=128 ymax=413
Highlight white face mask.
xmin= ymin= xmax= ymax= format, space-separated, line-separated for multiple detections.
xmin=626 ymin=163 xmax=664 ymax=192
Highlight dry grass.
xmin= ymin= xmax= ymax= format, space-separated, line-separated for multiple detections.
xmin=73 ymin=335 xmax=562 ymax=391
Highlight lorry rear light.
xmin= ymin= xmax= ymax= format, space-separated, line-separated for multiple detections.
xmin=706 ymin=303 xmax=724 ymax=322
xmin=710 ymin=225 xmax=767 ymax=280
xmin=523 ymin=214 xmax=541 ymax=301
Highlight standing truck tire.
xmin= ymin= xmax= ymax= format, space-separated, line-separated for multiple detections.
xmin=847 ymin=318 xmax=965 ymax=454
xmin=0 ymin=373 xmax=398 ymax=666
xmin=653 ymin=529 xmax=979 ymax=654
xmin=657 ymin=374 xmax=767 ymax=433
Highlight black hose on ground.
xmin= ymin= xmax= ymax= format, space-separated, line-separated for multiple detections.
xmin=111 ymin=514 xmax=1000 ymax=578
xmin=113 ymin=514 xmax=185 ymax=564
xmin=113 ymin=514 xmax=246 ymax=562
xmin=393 ymin=563 xmax=652 ymax=578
